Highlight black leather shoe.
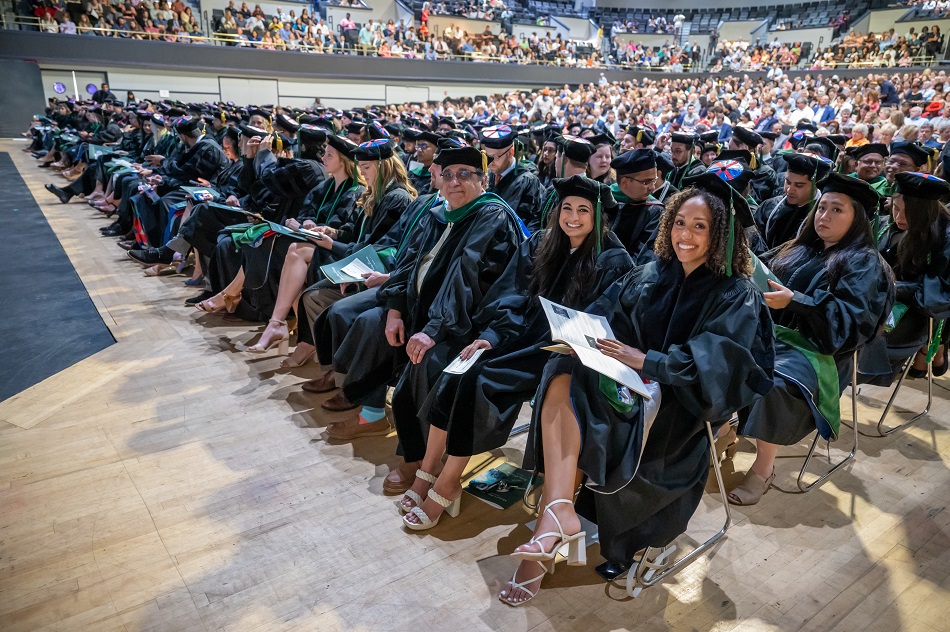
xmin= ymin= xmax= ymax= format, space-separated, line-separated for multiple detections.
xmin=117 ymin=240 xmax=140 ymax=251
xmin=185 ymin=290 xmax=214 ymax=305
xmin=37 ymin=162 xmax=52 ymax=168
xmin=101 ymin=225 xmax=125 ymax=237
xmin=45 ymin=183 xmax=72 ymax=204
xmin=934 ymin=346 xmax=948 ymax=377
xmin=128 ymin=247 xmax=173 ymax=265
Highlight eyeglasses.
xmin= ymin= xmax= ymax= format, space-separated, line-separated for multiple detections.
xmin=858 ymin=159 xmax=884 ymax=167
xmin=441 ymin=169 xmax=482 ymax=183
xmin=415 ymin=142 xmax=431 ymax=151
xmin=625 ymin=175 xmax=657 ymax=186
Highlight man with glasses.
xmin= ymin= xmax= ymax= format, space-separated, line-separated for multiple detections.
xmin=480 ymin=124 xmax=542 ymax=230
xmin=847 ymin=143 xmax=890 ymax=197
xmin=607 ymin=148 xmax=665 ymax=258
xmin=382 ymin=144 xmax=527 ymax=489
xmin=408 ymin=130 xmax=441 ymax=196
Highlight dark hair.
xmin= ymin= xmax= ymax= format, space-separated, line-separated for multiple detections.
xmin=654 ymin=187 xmax=753 ymax=278
xmin=770 ymin=193 xmax=874 ymax=289
xmin=528 ymin=197 xmax=606 ymax=307
xmin=892 ymin=194 xmax=950 ymax=279
xmin=299 ymin=140 xmax=325 ymax=161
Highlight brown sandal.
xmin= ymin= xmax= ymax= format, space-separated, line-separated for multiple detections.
xmin=728 ymin=469 xmax=775 ymax=506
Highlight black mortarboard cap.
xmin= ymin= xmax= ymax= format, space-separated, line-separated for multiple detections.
xmin=432 ymin=146 xmax=487 ymax=171
xmin=817 ymin=172 xmax=882 ymax=217
xmin=611 ymin=148 xmax=656 ymax=177
xmin=732 ymin=126 xmax=763 ymax=148
xmin=353 ymin=138 xmax=394 ymax=161
xmin=890 ymin=141 xmax=930 ymax=167
xmin=556 ymin=134 xmax=596 ymax=163
xmin=894 ymin=172 xmax=950 ymax=201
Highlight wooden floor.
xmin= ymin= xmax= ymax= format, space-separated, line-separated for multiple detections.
xmin=2 ymin=139 xmax=950 ymax=632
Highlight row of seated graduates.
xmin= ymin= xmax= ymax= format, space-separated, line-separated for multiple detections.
xmin=29 ymin=101 xmax=950 ymax=606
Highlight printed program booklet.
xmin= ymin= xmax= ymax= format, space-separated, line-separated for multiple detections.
xmin=320 ymin=245 xmax=387 ymax=284
xmin=465 ymin=461 xmax=534 ymax=510
xmin=538 ymin=297 xmax=651 ymax=399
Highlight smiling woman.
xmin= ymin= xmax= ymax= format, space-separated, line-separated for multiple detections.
xmin=504 ymin=178 xmax=774 ymax=605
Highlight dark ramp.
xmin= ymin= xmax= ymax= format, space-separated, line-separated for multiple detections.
xmin=0 ymin=152 xmax=114 ymax=402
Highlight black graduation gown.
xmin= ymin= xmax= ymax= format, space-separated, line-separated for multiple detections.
xmin=384 ymin=196 xmax=526 ymax=462
xmin=408 ymin=164 xmax=432 ymax=197
xmin=750 ymin=163 xmax=780 ymax=204
xmin=670 ymin=158 xmax=706 ymax=189
xmin=608 ymin=196 xmax=664 ymax=257
xmin=297 ymin=177 xmax=364 ymax=229
xmin=858 ymin=222 xmax=950 ymax=384
xmin=756 ymin=195 xmax=814 ymax=250
xmin=328 ymin=200 xmax=442 ymax=402
xmin=307 ymin=193 xmax=440 ymax=354
xmin=158 ymin=136 xmax=227 ymax=190
xmin=239 ymin=176 xmax=364 ymax=323
xmin=417 ymin=230 xmax=634 ymax=457
xmin=490 ymin=163 xmax=543 ymax=230
xmin=304 ymin=183 xmax=415 ymax=284
xmin=525 ymin=259 xmax=774 ymax=566
xmin=739 ymin=247 xmax=892 ymax=444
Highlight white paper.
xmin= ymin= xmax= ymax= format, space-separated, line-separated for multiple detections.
xmin=298 ymin=228 xmax=324 ymax=240
xmin=539 ymin=297 xmax=651 ymax=399
xmin=339 ymin=259 xmax=374 ymax=279
xmin=443 ymin=348 xmax=486 ymax=374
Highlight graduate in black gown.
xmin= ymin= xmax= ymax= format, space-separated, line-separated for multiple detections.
xmin=607 ymin=148 xmax=665 ymax=257
xmin=499 ymin=175 xmax=775 ymax=606
xmin=300 ymin=156 xmax=448 ymax=433
xmin=193 ymin=129 xmax=326 ymax=320
xmin=667 ymin=132 xmax=706 ymax=189
xmin=733 ymin=174 xmax=894 ymax=506
xmin=362 ymin=145 xmax=527 ymax=528
xmin=731 ymin=126 xmax=780 ymax=204
xmin=534 ymin=135 xmax=595 ymax=232
xmin=755 ymin=152 xmax=833 ymax=250
xmin=858 ymin=172 xmax=950 ymax=383
xmin=241 ymin=131 xmax=366 ymax=355
xmin=481 ymin=124 xmax=543 ymax=230
xmin=397 ymin=176 xmax=634 ymax=523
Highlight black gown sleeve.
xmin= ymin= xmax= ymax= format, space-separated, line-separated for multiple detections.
xmin=641 ymin=278 xmax=776 ymax=421
xmin=899 ymin=225 xmax=950 ymax=320
xmin=419 ymin=206 xmax=523 ymax=343
xmin=784 ymin=249 xmax=893 ymax=355
xmin=473 ymin=233 xmax=542 ymax=348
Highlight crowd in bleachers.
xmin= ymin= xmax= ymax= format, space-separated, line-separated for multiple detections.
xmin=708 ymin=38 xmax=805 ymax=72
xmin=810 ymin=25 xmax=944 ymax=68
xmin=16 ymin=0 xmax=950 ymax=70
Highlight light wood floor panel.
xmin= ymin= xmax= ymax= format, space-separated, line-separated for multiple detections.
xmin=2 ymin=140 xmax=950 ymax=631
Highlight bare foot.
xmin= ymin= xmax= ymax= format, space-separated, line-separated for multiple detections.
xmin=398 ymin=464 xmax=442 ymax=512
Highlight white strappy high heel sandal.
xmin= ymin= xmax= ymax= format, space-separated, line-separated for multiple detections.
xmin=395 ymin=469 xmax=437 ymax=514
xmin=498 ymin=560 xmax=552 ymax=607
xmin=510 ymin=498 xmax=586 ymax=566
xmin=402 ymin=488 xmax=462 ymax=531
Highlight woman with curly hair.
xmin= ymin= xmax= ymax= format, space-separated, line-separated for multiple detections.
xmin=732 ymin=173 xmax=893 ymax=506
xmin=499 ymin=174 xmax=775 ymax=606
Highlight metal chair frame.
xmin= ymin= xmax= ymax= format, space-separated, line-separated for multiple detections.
xmin=626 ymin=420 xmax=732 ymax=594
xmin=873 ymin=317 xmax=934 ymax=437
xmin=796 ymin=350 xmax=859 ymax=493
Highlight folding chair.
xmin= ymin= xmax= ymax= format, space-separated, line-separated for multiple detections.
xmin=796 ymin=350 xmax=858 ymax=493
xmin=626 ymin=420 xmax=732 ymax=596
xmin=873 ymin=317 xmax=935 ymax=437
